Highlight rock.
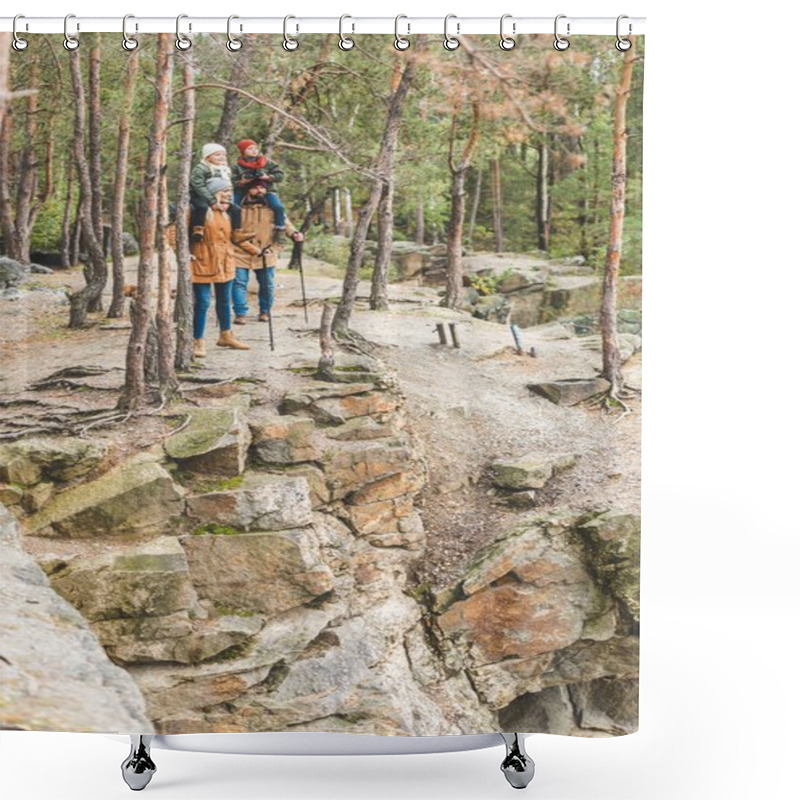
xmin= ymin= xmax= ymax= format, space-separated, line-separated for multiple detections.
xmin=283 ymin=384 xmax=398 ymax=426
xmin=274 ymin=464 xmax=330 ymax=508
xmin=323 ymin=440 xmax=417 ymax=500
xmin=181 ymin=529 xmax=334 ymax=616
xmin=498 ymin=685 xmax=576 ymax=735
xmin=122 ymin=231 xmax=139 ymax=256
xmin=48 ymin=537 xmax=198 ymax=622
xmin=186 ymin=473 xmax=312 ymax=532
xmin=29 ymin=263 xmax=54 ymax=274
xmin=570 ymin=677 xmax=639 ymax=734
xmin=0 ymin=483 xmax=24 ymax=506
xmin=94 ymin=613 xmax=263 ymax=665
xmin=165 ymin=407 xmax=252 ymax=476
xmin=0 ymin=436 xmax=110 ymax=485
xmin=503 ymin=490 xmax=538 ymax=509
xmin=528 ymin=378 xmax=611 ymax=406
xmin=0 ymin=287 xmax=24 ymax=301
xmin=490 ymin=456 xmax=554 ymax=490
xmin=0 ymin=504 xmax=153 ymax=732
xmin=472 ymin=293 xmax=510 ymax=324
xmin=496 ymin=271 xmax=545 ymax=294
xmin=25 ymin=456 xmax=185 ymax=537
xmin=0 ymin=256 xmax=29 ymax=288
xmin=21 ymin=481 xmax=55 ymax=513
xmin=529 ymin=321 xmax=574 ymax=340
xmin=249 ymin=414 xmax=320 ymax=465
xmin=325 ymin=416 xmax=395 ymax=441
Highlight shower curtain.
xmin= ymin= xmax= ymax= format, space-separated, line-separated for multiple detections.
xmin=0 ymin=31 xmax=642 ymax=739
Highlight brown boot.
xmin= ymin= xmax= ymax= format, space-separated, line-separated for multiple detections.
xmin=193 ymin=338 xmax=206 ymax=358
xmin=234 ymin=315 xmax=247 ymax=325
xmin=216 ymin=329 xmax=251 ymax=350
xmin=258 ymin=312 xmax=270 ymax=322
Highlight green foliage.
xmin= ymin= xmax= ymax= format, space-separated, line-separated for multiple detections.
xmin=191 ymin=523 xmax=240 ymax=536
xmin=469 ymin=268 xmax=514 ymax=296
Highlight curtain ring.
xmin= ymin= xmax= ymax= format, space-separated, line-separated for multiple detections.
xmin=12 ymin=15 xmax=29 ymax=51
xmin=499 ymin=13 xmax=516 ymax=50
xmin=553 ymin=14 xmax=570 ymax=51
xmin=63 ymin=14 xmax=79 ymax=51
xmin=122 ymin=15 xmax=139 ymax=51
xmin=339 ymin=15 xmax=354 ymax=50
xmin=283 ymin=15 xmax=299 ymax=51
xmin=175 ymin=14 xmax=192 ymax=51
xmin=443 ymin=14 xmax=459 ymax=51
xmin=616 ymin=15 xmax=632 ymax=51
xmin=227 ymin=15 xmax=243 ymax=51
xmin=394 ymin=15 xmax=410 ymax=51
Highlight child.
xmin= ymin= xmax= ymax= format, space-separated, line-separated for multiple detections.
xmin=232 ymin=139 xmax=287 ymax=240
xmin=190 ymin=143 xmax=232 ymax=242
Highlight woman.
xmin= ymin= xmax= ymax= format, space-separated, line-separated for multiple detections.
xmin=190 ymin=176 xmax=259 ymax=358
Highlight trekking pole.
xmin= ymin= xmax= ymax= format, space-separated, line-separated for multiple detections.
xmin=261 ymin=250 xmax=275 ymax=352
xmin=293 ymin=237 xmax=309 ymax=324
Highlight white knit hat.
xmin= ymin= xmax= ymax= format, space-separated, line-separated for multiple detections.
xmin=201 ymin=143 xmax=226 ymax=160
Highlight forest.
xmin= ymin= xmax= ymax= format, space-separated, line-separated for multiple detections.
xmin=0 ymin=32 xmax=642 ymax=410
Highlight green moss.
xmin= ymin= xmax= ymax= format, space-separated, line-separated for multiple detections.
xmin=214 ymin=605 xmax=257 ymax=618
xmin=191 ymin=523 xmax=240 ymax=536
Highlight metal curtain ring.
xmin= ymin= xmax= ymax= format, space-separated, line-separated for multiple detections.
xmin=283 ymin=15 xmax=299 ymax=51
xmin=63 ymin=14 xmax=79 ymax=50
xmin=175 ymin=14 xmax=192 ymax=50
xmin=12 ymin=14 xmax=29 ymax=51
xmin=499 ymin=13 xmax=515 ymax=50
xmin=227 ymin=15 xmax=243 ymax=51
xmin=553 ymin=14 xmax=570 ymax=51
xmin=339 ymin=15 xmax=354 ymax=50
xmin=616 ymin=15 xmax=632 ymax=51
xmin=443 ymin=14 xmax=459 ymax=51
xmin=122 ymin=14 xmax=138 ymax=51
xmin=394 ymin=15 xmax=410 ymax=51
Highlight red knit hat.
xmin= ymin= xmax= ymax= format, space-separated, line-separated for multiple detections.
xmin=237 ymin=139 xmax=258 ymax=155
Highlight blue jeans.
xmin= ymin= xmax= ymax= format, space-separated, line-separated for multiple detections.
xmin=233 ymin=266 xmax=274 ymax=316
xmin=193 ymin=281 xmax=232 ymax=338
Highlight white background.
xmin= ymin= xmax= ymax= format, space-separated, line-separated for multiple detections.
xmin=2 ymin=1 xmax=799 ymax=798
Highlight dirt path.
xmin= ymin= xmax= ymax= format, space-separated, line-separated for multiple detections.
xmin=1 ymin=255 xmax=640 ymax=589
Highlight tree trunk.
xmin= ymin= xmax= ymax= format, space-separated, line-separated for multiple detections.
xmin=214 ymin=47 xmax=254 ymax=149
xmin=67 ymin=50 xmax=107 ymax=328
xmin=61 ymin=161 xmax=75 ymax=267
xmin=119 ymin=34 xmax=173 ymax=411
xmin=333 ymin=187 xmax=343 ymax=235
xmin=0 ymin=32 xmax=10 ymax=130
xmin=467 ymin=166 xmax=483 ymax=245
xmin=344 ymin=188 xmax=354 ymax=238
xmin=155 ymin=145 xmax=177 ymax=399
xmin=370 ymin=179 xmax=394 ymax=311
xmin=174 ymin=51 xmax=196 ymax=372
xmin=600 ymin=42 xmax=636 ymax=396
xmin=108 ymin=49 xmax=139 ymax=318
xmin=491 ymin=156 xmax=504 ymax=252
xmin=415 ymin=198 xmax=425 ymax=245
xmin=87 ymin=36 xmax=105 ymax=312
xmin=536 ymin=140 xmax=550 ymax=251
xmin=333 ymin=59 xmax=415 ymax=333
xmin=316 ymin=302 xmax=336 ymax=382
xmin=443 ymin=101 xmax=481 ymax=309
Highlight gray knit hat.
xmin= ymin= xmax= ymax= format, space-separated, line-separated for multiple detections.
xmin=207 ymin=176 xmax=232 ymax=195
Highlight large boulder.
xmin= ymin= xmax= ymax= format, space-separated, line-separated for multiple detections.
xmin=323 ymin=439 xmax=417 ymax=500
xmin=0 ymin=504 xmax=153 ymax=732
xmin=248 ymin=414 xmax=320 ymax=465
xmin=528 ymin=377 xmax=611 ymax=406
xmin=186 ymin=473 xmax=312 ymax=532
xmin=47 ymin=537 xmax=198 ymax=622
xmin=490 ymin=453 xmax=577 ymax=491
xmin=24 ymin=456 xmax=185 ymax=537
xmin=0 ymin=436 xmax=110 ymax=485
xmin=281 ymin=383 xmax=398 ymax=426
xmin=165 ymin=407 xmax=251 ymax=476
xmin=0 ymin=256 xmax=29 ymax=288
xmin=181 ymin=529 xmax=334 ymax=616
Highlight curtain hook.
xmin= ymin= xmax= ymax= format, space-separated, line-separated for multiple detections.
xmin=63 ymin=14 xmax=79 ymax=51
xmin=226 ymin=15 xmax=243 ymax=51
xmin=616 ymin=15 xmax=632 ymax=51
xmin=499 ymin=13 xmax=516 ymax=50
xmin=283 ymin=15 xmax=299 ymax=51
xmin=338 ymin=15 xmax=354 ymax=50
xmin=394 ymin=15 xmax=410 ymax=51
xmin=122 ymin=15 xmax=139 ymax=51
xmin=443 ymin=14 xmax=459 ymax=51
xmin=12 ymin=14 xmax=29 ymax=51
xmin=553 ymin=14 xmax=570 ymax=51
xmin=175 ymin=14 xmax=192 ymax=51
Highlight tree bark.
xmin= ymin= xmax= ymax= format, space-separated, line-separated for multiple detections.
xmin=67 ymin=49 xmax=108 ymax=328
xmin=535 ymin=140 xmax=550 ymax=252
xmin=0 ymin=33 xmax=10 ymax=130
xmin=119 ymin=34 xmax=173 ymax=411
xmin=443 ymin=101 xmax=481 ymax=309
xmin=155 ymin=144 xmax=177 ymax=399
xmin=491 ymin=156 xmax=504 ymax=252
xmin=316 ymin=302 xmax=336 ymax=382
xmin=174 ymin=51 xmax=196 ymax=372
xmin=108 ymin=49 xmax=139 ymax=318
xmin=61 ymin=161 xmax=75 ymax=267
xmin=467 ymin=165 xmax=483 ymax=245
xmin=600 ymin=42 xmax=636 ymax=396
xmin=333 ymin=59 xmax=415 ymax=333
xmin=370 ymin=178 xmax=394 ymax=310
xmin=86 ymin=36 xmax=105 ymax=312
xmin=214 ymin=46 xmax=255 ymax=149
